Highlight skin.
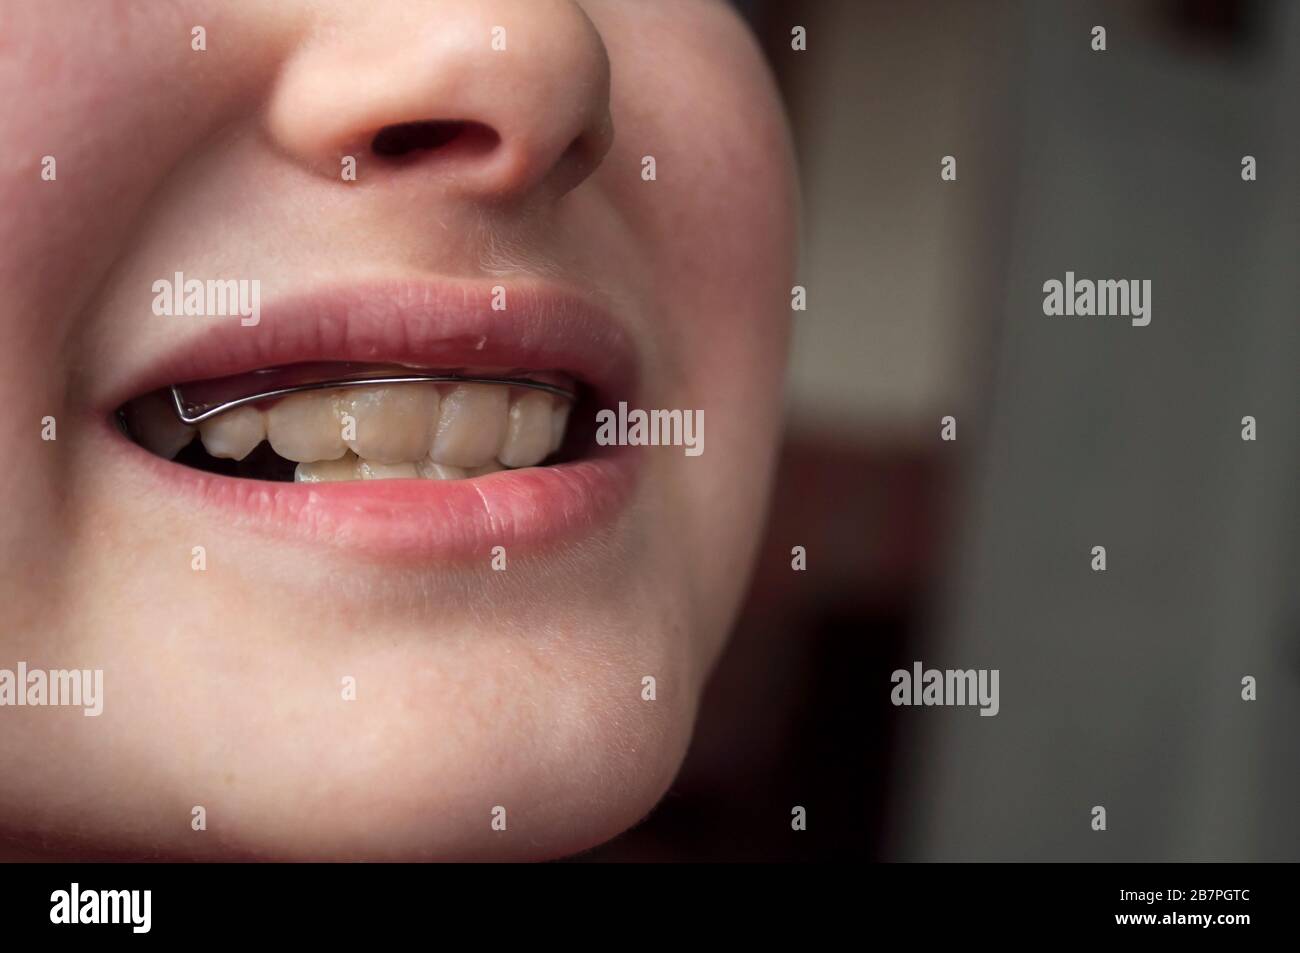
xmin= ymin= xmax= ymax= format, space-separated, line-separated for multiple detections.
xmin=0 ymin=0 xmax=797 ymax=859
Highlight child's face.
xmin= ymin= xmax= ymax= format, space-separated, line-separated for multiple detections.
xmin=0 ymin=0 xmax=796 ymax=859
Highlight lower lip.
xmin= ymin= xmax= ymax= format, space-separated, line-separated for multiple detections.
xmin=105 ymin=422 xmax=639 ymax=561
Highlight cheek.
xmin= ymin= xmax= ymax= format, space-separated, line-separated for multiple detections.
xmin=598 ymin=6 xmax=798 ymax=392
xmin=583 ymin=5 xmax=797 ymax=656
xmin=649 ymin=64 xmax=796 ymax=494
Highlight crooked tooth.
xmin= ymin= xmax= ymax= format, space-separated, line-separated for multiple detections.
xmin=266 ymin=390 xmax=347 ymax=463
xmin=416 ymin=460 xmax=467 ymax=481
xmin=498 ymin=390 xmax=554 ymax=468
xmin=549 ymin=400 xmax=570 ymax=454
xmin=357 ymin=459 xmax=419 ymax=480
xmin=428 ymin=383 xmax=508 ymax=468
xmin=126 ymin=391 xmax=195 ymax=459
xmin=338 ymin=384 xmax=438 ymax=464
xmin=198 ymin=406 xmax=265 ymax=461
xmin=294 ymin=452 xmax=359 ymax=483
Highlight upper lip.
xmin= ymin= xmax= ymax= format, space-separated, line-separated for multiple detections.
xmin=106 ymin=277 xmax=639 ymax=412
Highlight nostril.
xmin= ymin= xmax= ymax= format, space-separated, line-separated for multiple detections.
xmin=371 ymin=120 xmax=464 ymax=157
xmin=370 ymin=120 xmax=498 ymax=160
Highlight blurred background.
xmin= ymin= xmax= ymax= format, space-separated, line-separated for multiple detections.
xmin=582 ymin=0 xmax=1299 ymax=861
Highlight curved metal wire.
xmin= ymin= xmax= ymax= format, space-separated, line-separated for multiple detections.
xmin=170 ymin=373 xmax=576 ymax=425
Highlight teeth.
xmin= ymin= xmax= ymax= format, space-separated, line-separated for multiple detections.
xmin=134 ymin=376 xmax=572 ymax=474
xmin=125 ymin=391 xmax=195 ymax=459
xmin=338 ymin=384 xmax=438 ymax=465
xmin=356 ymin=460 xmax=419 ymax=480
xmin=428 ymin=383 xmax=509 ymax=468
xmin=198 ymin=406 xmax=266 ymax=460
xmin=498 ymin=390 xmax=554 ymax=469
xmin=415 ymin=460 xmax=468 ymax=480
xmin=265 ymin=390 xmax=348 ymax=463
xmin=294 ymin=452 xmax=359 ymax=483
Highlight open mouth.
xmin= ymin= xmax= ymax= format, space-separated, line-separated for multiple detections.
xmin=118 ymin=364 xmax=581 ymax=483
xmin=103 ymin=280 xmax=641 ymax=558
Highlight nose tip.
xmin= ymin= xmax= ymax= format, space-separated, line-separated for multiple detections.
xmin=266 ymin=0 xmax=613 ymax=200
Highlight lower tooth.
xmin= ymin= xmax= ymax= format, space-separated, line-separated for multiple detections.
xmin=356 ymin=460 xmax=419 ymax=480
xmin=294 ymin=453 xmax=359 ymax=483
xmin=466 ymin=461 xmax=505 ymax=477
xmin=415 ymin=460 xmax=467 ymax=481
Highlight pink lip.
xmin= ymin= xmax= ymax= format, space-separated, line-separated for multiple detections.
xmin=102 ymin=278 xmax=642 ymax=561
xmin=107 ymin=278 xmax=638 ymax=408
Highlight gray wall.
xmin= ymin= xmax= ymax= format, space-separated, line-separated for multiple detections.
xmin=780 ymin=0 xmax=1298 ymax=860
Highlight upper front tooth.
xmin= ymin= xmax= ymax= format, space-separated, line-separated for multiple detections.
xmin=126 ymin=391 xmax=195 ymax=459
xmin=428 ymin=383 xmax=508 ymax=468
xmin=265 ymin=390 xmax=347 ymax=463
xmin=198 ymin=406 xmax=265 ymax=460
xmin=338 ymin=384 xmax=438 ymax=464
xmin=498 ymin=390 xmax=554 ymax=468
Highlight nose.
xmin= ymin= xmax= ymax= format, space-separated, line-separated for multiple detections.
xmin=267 ymin=0 xmax=613 ymax=200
